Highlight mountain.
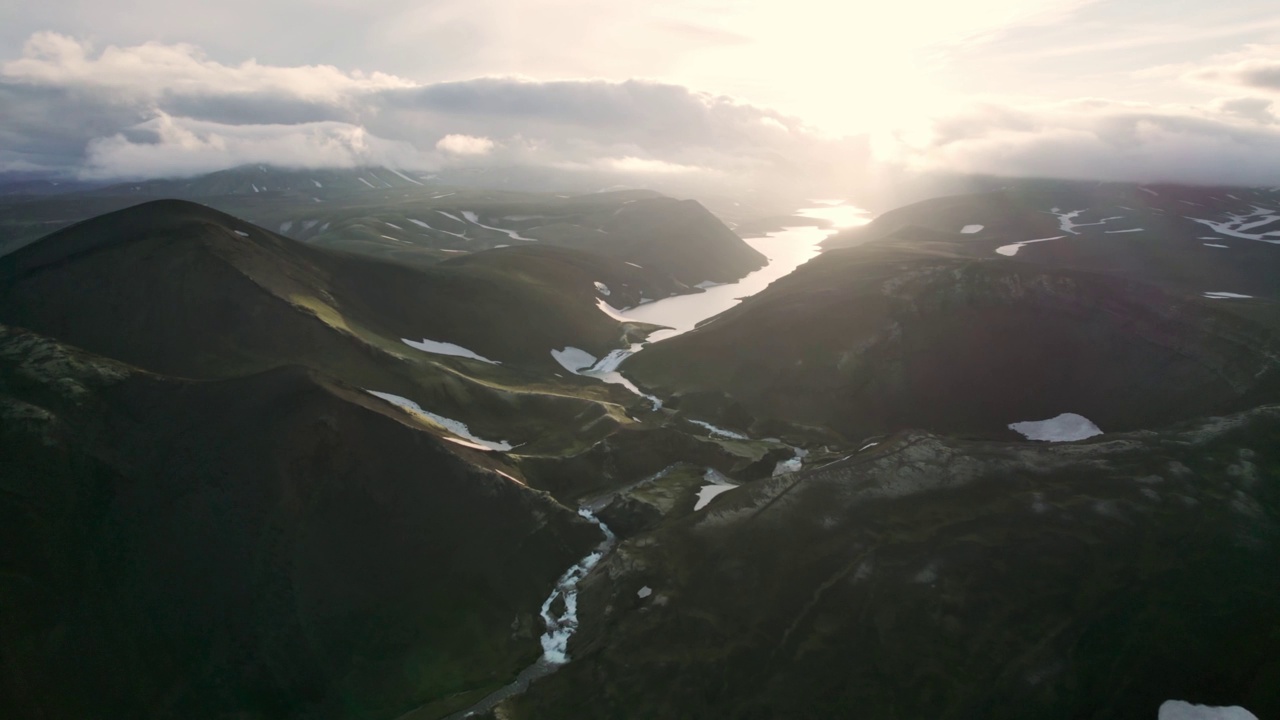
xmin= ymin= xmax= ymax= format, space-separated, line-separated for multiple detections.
xmin=625 ymin=182 xmax=1280 ymax=443
xmin=5 ymin=176 xmax=1279 ymax=720
xmin=0 ymin=324 xmax=602 ymax=720
xmin=511 ymin=407 xmax=1280 ymax=719
xmin=824 ymin=180 xmax=1280 ymax=299
xmin=0 ymin=166 xmax=768 ymax=290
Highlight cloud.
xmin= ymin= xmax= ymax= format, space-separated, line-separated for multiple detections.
xmin=435 ymin=134 xmax=495 ymax=155
xmin=878 ymin=99 xmax=1280 ymax=186
xmin=0 ymin=33 xmax=855 ymax=194
xmin=2 ymin=32 xmax=412 ymax=102
xmin=1185 ymin=44 xmax=1280 ymax=94
xmin=80 ymin=113 xmax=426 ymax=179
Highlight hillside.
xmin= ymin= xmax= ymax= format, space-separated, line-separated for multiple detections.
xmin=0 ymin=167 xmax=768 ymax=291
xmin=512 ymin=407 xmax=1280 ymax=718
xmin=627 ymin=183 xmax=1280 ymax=442
xmin=0 ymin=324 xmax=602 ymax=720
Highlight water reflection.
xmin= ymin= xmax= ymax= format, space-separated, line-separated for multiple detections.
xmin=620 ymin=204 xmax=870 ymax=343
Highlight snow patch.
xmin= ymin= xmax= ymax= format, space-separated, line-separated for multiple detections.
xmin=596 ymin=298 xmax=631 ymax=322
xmin=1203 ymin=292 xmax=1253 ymax=299
xmin=637 ymin=586 xmax=652 ymax=599
xmin=1158 ymin=700 xmax=1258 ymax=720
xmin=694 ymin=481 xmax=738 ymax=511
xmin=233 ymin=230 xmax=249 ymax=237
xmin=311 ymin=179 xmax=322 ymax=188
xmin=1105 ymin=228 xmax=1143 ymax=233
xmin=689 ymin=420 xmax=747 ymax=440
xmin=1009 ymin=413 xmax=1103 ymax=442
xmin=1203 ymin=243 xmax=1229 ymax=248
xmin=460 ymin=210 xmax=537 ymax=241
xmin=996 ymin=236 xmax=1065 ymax=256
xmin=386 ymin=167 xmax=423 ymax=185
xmin=551 ymin=347 xmax=598 ymax=373
xmin=357 ymin=177 xmax=375 ymax=189
xmin=402 ymin=338 xmax=499 ymax=364
xmin=279 ymin=221 xmax=293 ymax=233
xmin=960 ymin=224 xmax=984 ymax=234
xmin=594 ymin=281 xmax=611 ymax=296
xmin=625 ymin=261 xmax=644 ymax=269
xmin=366 ymin=391 xmax=514 ymax=451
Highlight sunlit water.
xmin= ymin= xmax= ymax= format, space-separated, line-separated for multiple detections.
xmin=437 ymin=204 xmax=870 ymax=718
xmin=618 ymin=202 xmax=870 ymax=344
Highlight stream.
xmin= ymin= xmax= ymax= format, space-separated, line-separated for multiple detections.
xmin=576 ymin=203 xmax=871 ymax=399
xmin=439 ymin=203 xmax=869 ymax=719
xmin=441 ymin=508 xmax=616 ymax=720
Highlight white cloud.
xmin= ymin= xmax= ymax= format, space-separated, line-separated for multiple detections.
xmin=81 ymin=112 xmax=429 ymax=179
xmin=1186 ymin=44 xmax=1280 ymax=94
xmin=2 ymin=32 xmax=412 ymax=102
xmin=435 ymin=133 xmax=495 ymax=155
xmin=877 ymin=98 xmax=1280 ymax=186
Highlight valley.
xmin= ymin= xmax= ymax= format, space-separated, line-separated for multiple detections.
xmin=1 ymin=170 xmax=1277 ymax=720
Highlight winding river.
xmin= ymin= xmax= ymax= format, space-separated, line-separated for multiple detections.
xmin=437 ymin=202 xmax=870 ymax=719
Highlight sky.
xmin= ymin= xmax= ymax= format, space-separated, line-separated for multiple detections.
xmin=3 ymin=0 xmax=1280 ymax=194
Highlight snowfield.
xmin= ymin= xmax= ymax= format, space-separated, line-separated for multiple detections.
xmin=1008 ymin=413 xmax=1103 ymax=442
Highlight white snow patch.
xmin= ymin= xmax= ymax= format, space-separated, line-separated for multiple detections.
xmin=402 ymin=338 xmax=499 ymax=364
xmin=596 ymin=298 xmax=631 ymax=322
xmin=689 ymin=420 xmax=747 ymax=440
xmin=460 ymin=210 xmax=537 ymax=242
xmin=694 ymin=482 xmax=738 ymax=511
xmin=637 ymin=586 xmax=652 ymax=599
xmin=625 ymin=261 xmax=644 ymax=269
xmin=1158 ymin=700 xmax=1258 ymax=720
xmin=383 ymin=221 xmax=403 ymax=230
xmin=357 ymin=177 xmax=376 ymax=189
xmin=233 ymin=230 xmax=249 ymax=237
xmin=302 ymin=220 xmax=318 ymax=230
xmin=1188 ymin=213 xmax=1280 ymax=244
xmin=859 ymin=442 xmax=880 ymax=452
xmin=1140 ymin=187 xmax=1159 ymax=196
xmin=279 ymin=221 xmax=293 ymax=233
xmin=594 ymin=281 xmax=611 ymax=296
xmin=386 ymin=167 xmax=423 ymax=185
xmin=1009 ymin=413 xmax=1103 ymax=442
xmin=251 ymin=183 xmax=260 ymax=193
xmin=1105 ymin=228 xmax=1143 ymax=233
xmin=1203 ymin=292 xmax=1253 ymax=299
xmin=997 ymin=236 xmax=1065 ymax=256
xmin=436 ymin=210 xmax=464 ymax=223
xmin=551 ymin=347 xmax=598 ymax=373
xmin=311 ymin=179 xmax=322 ymax=188
xmin=1204 ymin=244 xmax=1230 ymax=248
xmin=431 ymin=192 xmax=455 ymax=199
xmin=366 ymin=390 xmax=514 ymax=451
xmin=960 ymin=224 xmax=984 ymax=234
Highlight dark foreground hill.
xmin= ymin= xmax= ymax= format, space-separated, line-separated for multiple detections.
xmin=0 ymin=325 xmax=601 ymax=720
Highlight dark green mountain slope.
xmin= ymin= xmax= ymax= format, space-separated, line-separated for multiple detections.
xmin=513 ymin=408 xmax=1280 ymax=719
xmin=0 ymin=324 xmax=600 ymax=720
xmin=0 ymin=200 xmax=671 ymax=454
xmin=626 ymin=240 xmax=1280 ymax=441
